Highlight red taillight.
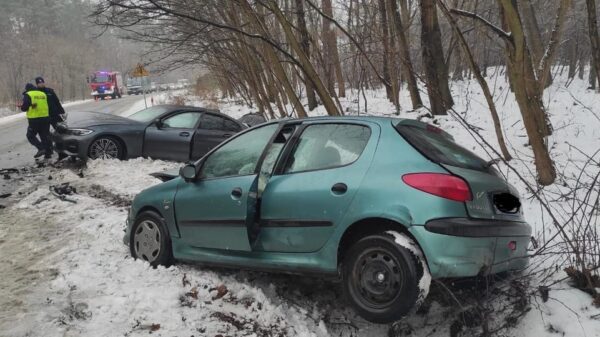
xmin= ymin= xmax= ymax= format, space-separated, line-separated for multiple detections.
xmin=402 ymin=173 xmax=472 ymax=202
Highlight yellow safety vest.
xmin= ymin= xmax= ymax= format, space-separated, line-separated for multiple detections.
xmin=26 ymin=90 xmax=49 ymax=119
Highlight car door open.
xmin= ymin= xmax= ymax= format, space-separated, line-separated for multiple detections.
xmin=191 ymin=113 xmax=242 ymax=160
xmin=174 ymin=123 xmax=279 ymax=251
xmin=143 ymin=111 xmax=201 ymax=161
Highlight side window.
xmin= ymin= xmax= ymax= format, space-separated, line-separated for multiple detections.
xmin=200 ymin=123 xmax=278 ymax=179
xmin=223 ymin=119 xmax=242 ymax=133
xmin=162 ymin=112 xmax=201 ymax=128
xmin=284 ymin=124 xmax=371 ymax=174
xmin=199 ymin=114 xmax=225 ymax=130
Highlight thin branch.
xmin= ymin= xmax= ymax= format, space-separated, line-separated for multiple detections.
xmin=450 ymin=8 xmax=513 ymax=44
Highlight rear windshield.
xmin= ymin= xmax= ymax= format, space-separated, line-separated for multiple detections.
xmin=395 ymin=124 xmax=489 ymax=172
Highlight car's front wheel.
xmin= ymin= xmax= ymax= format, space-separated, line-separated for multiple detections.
xmin=88 ymin=136 xmax=124 ymax=160
xmin=130 ymin=211 xmax=173 ymax=267
xmin=342 ymin=233 xmax=421 ymax=323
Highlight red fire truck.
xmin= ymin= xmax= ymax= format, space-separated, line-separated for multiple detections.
xmin=88 ymin=71 xmax=125 ymax=100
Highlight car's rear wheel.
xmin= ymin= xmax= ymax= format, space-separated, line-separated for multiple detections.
xmin=342 ymin=233 xmax=420 ymax=323
xmin=130 ymin=211 xmax=173 ymax=267
xmin=88 ymin=136 xmax=124 ymax=160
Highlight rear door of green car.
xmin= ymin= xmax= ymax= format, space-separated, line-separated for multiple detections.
xmin=254 ymin=121 xmax=377 ymax=253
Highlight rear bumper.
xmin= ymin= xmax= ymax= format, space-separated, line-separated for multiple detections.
xmin=425 ymin=217 xmax=531 ymax=237
xmin=409 ymin=218 xmax=531 ymax=279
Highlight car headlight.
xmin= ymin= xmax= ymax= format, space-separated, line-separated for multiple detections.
xmin=67 ymin=128 xmax=94 ymax=136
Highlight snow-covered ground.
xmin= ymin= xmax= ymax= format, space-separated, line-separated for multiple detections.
xmin=1 ymin=70 xmax=599 ymax=336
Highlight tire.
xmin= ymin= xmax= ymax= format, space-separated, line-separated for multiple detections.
xmin=342 ymin=233 xmax=420 ymax=323
xmin=88 ymin=136 xmax=124 ymax=160
xmin=130 ymin=211 xmax=173 ymax=267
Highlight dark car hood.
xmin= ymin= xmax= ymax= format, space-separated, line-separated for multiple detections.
xmin=65 ymin=111 xmax=143 ymax=128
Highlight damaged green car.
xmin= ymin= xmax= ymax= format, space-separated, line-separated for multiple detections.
xmin=125 ymin=116 xmax=531 ymax=323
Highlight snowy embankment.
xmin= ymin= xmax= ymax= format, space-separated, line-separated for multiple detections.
xmin=1 ymin=70 xmax=599 ymax=336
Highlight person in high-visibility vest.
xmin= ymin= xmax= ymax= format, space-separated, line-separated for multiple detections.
xmin=20 ymin=83 xmax=53 ymax=159
xmin=36 ymin=76 xmax=67 ymax=160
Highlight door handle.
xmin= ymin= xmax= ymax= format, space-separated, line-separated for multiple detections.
xmin=222 ymin=133 xmax=232 ymax=138
xmin=179 ymin=131 xmax=190 ymax=137
xmin=331 ymin=183 xmax=348 ymax=195
xmin=231 ymin=187 xmax=243 ymax=199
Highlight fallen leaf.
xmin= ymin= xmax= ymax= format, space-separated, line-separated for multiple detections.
xmin=211 ymin=284 xmax=228 ymax=300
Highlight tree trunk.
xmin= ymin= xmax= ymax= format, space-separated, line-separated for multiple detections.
xmin=499 ymin=0 xmax=556 ymax=185
xmin=519 ymin=0 xmax=553 ymax=87
xmin=452 ymin=46 xmax=465 ymax=81
xmin=578 ymin=52 xmax=586 ymax=80
xmin=322 ymin=0 xmax=345 ymax=97
xmin=590 ymin=59 xmax=597 ymax=89
xmin=568 ymin=29 xmax=579 ymax=79
xmin=269 ymin=0 xmax=340 ymax=116
xmin=295 ymin=0 xmax=318 ymax=110
xmin=421 ymin=0 xmax=454 ymax=115
xmin=388 ymin=0 xmax=423 ymax=109
xmin=379 ymin=0 xmax=394 ymax=101
xmin=586 ymin=0 xmax=600 ymax=92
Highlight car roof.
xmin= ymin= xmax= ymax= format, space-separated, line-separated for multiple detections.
xmin=258 ymin=115 xmax=453 ymax=138
xmin=264 ymin=115 xmax=402 ymax=126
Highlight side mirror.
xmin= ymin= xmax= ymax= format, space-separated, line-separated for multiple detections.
xmin=180 ymin=163 xmax=197 ymax=182
xmin=155 ymin=118 xmax=163 ymax=128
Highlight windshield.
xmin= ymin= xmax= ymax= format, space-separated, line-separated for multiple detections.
xmin=91 ymin=74 xmax=110 ymax=83
xmin=395 ymin=124 xmax=489 ymax=172
xmin=127 ymin=106 xmax=170 ymax=123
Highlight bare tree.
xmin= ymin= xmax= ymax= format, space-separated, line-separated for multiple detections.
xmin=295 ymin=0 xmax=318 ymax=110
xmin=421 ymin=0 xmax=454 ymax=115
xmin=322 ymin=0 xmax=346 ymax=98
xmin=438 ymin=0 xmax=512 ymax=161
xmin=586 ymin=0 xmax=600 ymax=91
xmin=387 ymin=0 xmax=423 ymax=110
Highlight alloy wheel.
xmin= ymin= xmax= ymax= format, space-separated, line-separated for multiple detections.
xmin=89 ymin=138 xmax=119 ymax=159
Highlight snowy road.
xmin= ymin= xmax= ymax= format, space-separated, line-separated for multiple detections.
xmin=0 ymin=95 xmax=144 ymax=170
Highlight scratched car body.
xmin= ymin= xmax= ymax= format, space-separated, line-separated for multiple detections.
xmin=125 ymin=116 xmax=530 ymax=323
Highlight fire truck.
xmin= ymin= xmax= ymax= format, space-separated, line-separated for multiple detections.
xmin=88 ymin=71 xmax=125 ymax=100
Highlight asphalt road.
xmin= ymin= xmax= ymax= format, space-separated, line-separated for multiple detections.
xmin=0 ymin=95 xmax=143 ymax=169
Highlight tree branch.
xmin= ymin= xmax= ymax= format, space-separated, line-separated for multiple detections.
xmin=450 ymin=8 xmax=513 ymax=44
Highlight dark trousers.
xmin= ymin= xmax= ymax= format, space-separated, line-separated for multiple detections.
xmin=27 ymin=117 xmax=52 ymax=154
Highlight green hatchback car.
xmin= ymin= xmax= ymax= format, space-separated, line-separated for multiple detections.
xmin=125 ymin=116 xmax=530 ymax=323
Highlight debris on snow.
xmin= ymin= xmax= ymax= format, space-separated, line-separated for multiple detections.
xmin=211 ymin=284 xmax=229 ymax=300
